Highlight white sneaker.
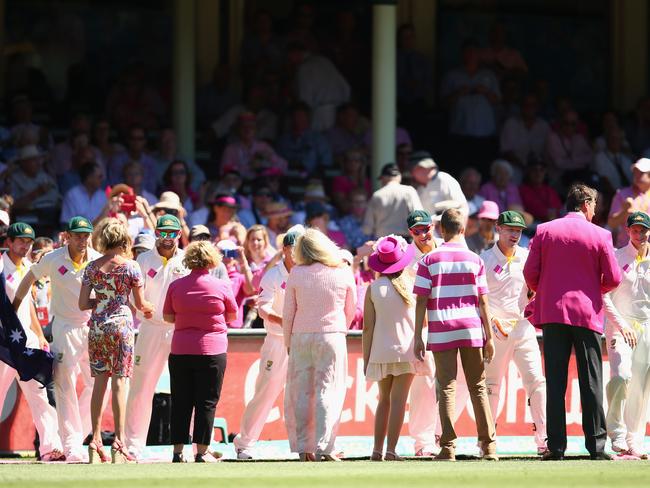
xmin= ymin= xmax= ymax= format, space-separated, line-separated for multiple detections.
xmin=65 ymin=451 xmax=87 ymax=463
xmin=236 ymin=448 xmax=253 ymax=460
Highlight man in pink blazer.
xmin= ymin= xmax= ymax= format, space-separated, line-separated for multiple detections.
xmin=523 ymin=183 xmax=621 ymax=461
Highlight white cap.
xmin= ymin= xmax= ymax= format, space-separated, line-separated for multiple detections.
xmin=339 ymin=249 xmax=354 ymax=265
xmin=216 ymin=239 xmax=237 ymax=251
xmin=632 ymin=158 xmax=650 ymax=173
xmin=0 ymin=210 xmax=9 ymax=226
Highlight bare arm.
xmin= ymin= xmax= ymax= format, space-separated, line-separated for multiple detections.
xmin=78 ymin=283 xmax=95 ymax=311
xmin=362 ymin=291 xmax=375 ymax=375
xmin=13 ymin=270 xmax=37 ymax=312
xmin=132 ymin=285 xmax=154 ymax=319
xmin=413 ymin=295 xmax=428 ymax=361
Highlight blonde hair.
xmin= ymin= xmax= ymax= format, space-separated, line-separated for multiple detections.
xmin=293 ymin=228 xmax=342 ymax=267
xmin=385 ymin=270 xmax=415 ymax=306
xmin=183 ymin=240 xmax=222 ymax=270
xmin=96 ymin=218 xmax=132 ymax=256
xmin=244 ymin=224 xmax=271 ymax=260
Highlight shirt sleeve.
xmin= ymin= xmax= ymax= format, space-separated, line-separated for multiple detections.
xmin=523 ymin=233 xmax=542 ymax=291
xmin=130 ymin=261 xmax=144 ymax=288
xmin=30 ymin=251 xmax=52 ymax=281
xmin=413 ymin=258 xmax=432 ymax=296
xmin=282 ymin=271 xmax=298 ymax=348
xmin=476 ymin=258 xmax=489 ymax=295
xmin=222 ymin=282 xmax=238 ymax=315
xmin=81 ymin=264 xmax=93 ymax=287
xmin=257 ymin=268 xmax=276 ymax=321
xmin=600 ymin=233 xmax=623 ymax=293
xmin=343 ymin=270 xmax=358 ymax=327
xmin=163 ymin=282 xmax=175 ymax=315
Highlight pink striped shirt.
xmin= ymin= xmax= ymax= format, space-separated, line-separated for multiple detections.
xmin=413 ymin=242 xmax=488 ymax=352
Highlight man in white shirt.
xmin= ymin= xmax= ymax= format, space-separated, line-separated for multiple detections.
xmin=233 ymin=226 xmax=304 ymax=459
xmin=409 ymin=151 xmax=468 ymax=218
xmin=603 ymin=211 xmax=650 ymax=458
xmin=362 ymin=163 xmax=423 ymax=239
xmin=480 ymin=211 xmax=547 ymax=455
xmin=124 ymin=215 xmax=189 ymax=459
xmin=60 ymin=162 xmax=107 ymax=226
xmin=13 ymin=216 xmax=101 ymax=462
xmin=0 ymin=223 xmax=63 ymax=461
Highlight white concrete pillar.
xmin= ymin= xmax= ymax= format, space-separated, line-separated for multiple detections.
xmin=173 ymin=0 xmax=196 ymax=161
xmin=371 ymin=2 xmax=397 ymax=187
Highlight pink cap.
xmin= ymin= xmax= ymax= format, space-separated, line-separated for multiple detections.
xmin=477 ymin=200 xmax=499 ymax=220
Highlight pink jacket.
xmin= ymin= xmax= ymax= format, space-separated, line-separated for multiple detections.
xmin=282 ymin=262 xmax=357 ymax=347
xmin=523 ymin=212 xmax=621 ymax=334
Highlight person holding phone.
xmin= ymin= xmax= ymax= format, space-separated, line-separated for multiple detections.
xmin=217 ymin=239 xmax=256 ymax=328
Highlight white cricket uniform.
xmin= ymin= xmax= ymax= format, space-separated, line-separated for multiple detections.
xmin=481 ymin=244 xmax=547 ymax=450
xmin=406 ymin=244 xmax=470 ymax=452
xmin=0 ymin=254 xmax=62 ymax=456
xmin=29 ymin=245 xmax=101 ymax=458
xmin=603 ymin=243 xmax=650 ymax=453
xmin=233 ymin=261 xmax=290 ymax=453
xmin=124 ymin=246 xmax=188 ymax=457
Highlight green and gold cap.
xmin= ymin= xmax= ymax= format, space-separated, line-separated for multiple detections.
xmin=407 ymin=209 xmax=433 ymax=229
xmin=7 ymin=222 xmax=35 ymax=239
xmin=497 ymin=211 xmax=527 ymax=229
xmin=67 ymin=216 xmax=94 ymax=233
xmin=156 ymin=214 xmax=181 ymax=231
xmin=627 ymin=211 xmax=650 ymax=229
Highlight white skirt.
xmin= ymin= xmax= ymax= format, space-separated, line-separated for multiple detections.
xmin=366 ymin=361 xmax=427 ymax=381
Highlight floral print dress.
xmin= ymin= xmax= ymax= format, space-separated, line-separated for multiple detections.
xmin=82 ymin=260 xmax=143 ymax=377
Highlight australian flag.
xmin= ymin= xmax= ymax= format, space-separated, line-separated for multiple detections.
xmin=0 ymin=269 xmax=53 ymax=387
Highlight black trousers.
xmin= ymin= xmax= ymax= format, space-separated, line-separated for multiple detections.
xmin=169 ymin=353 xmax=227 ymax=446
xmin=542 ymin=324 xmax=606 ymax=455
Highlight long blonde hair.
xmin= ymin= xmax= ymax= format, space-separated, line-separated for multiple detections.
xmin=293 ymin=228 xmax=341 ymax=267
xmin=385 ymin=270 xmax=415 ymax=306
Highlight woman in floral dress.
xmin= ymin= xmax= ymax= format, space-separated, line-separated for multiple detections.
xmin=79 ymin=219 xmax=153 ymax=463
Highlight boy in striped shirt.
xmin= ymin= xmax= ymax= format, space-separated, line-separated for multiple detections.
xmin=413 ymin=208 xmax=497 ymax=461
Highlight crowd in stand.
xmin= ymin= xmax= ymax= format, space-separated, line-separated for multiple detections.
xmin=3 ymin=5 xmax=650 ymax=466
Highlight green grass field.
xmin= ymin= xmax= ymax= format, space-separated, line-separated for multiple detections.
xmin=1 ymin=460 xmax=650 ymax=488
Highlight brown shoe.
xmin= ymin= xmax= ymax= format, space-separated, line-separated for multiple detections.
xmin=482 ymin=453 xmax=499 ymax=461
xmin=434 ymin=447 xmax=456 ymax=462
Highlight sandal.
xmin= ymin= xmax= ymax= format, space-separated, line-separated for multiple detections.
xmin=385 ymin=451 xmax=405 ymax=461
xmin=41 ymin=449 xmax=66 ymax=462
xmin=370 ymin=450 xmax=383 ymax=461
xmin=111 ymin=440 xmax=136 ymax=464
xmin=88 ymin=440 xmax=109 ymax=464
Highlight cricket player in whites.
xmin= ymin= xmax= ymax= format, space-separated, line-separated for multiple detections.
xmin=603 ymin=211 xmax=650 ymax=459
xmin=233 ymin=225 xmax=304 ymax=460
xmin=14 ymin=216 xmax=101 ymax=462
xmin=124 ymin=215 xmax=189 ymax=459
xmin=480 ymin=211 xmax=547 ymax=455
xmin=0 ymin=223 xmax=63 ymax=461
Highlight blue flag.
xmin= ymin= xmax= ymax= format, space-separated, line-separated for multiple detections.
xmin=0 ymin=270 xmax=53 ymax=387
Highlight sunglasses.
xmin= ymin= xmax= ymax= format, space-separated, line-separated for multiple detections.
xmin=410 ymin=225 xmax=432 ymax=236
xmin=156 ymin=230 xmax=179 ymax=239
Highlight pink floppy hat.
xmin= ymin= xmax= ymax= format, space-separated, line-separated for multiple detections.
xmin=368 ymin=235 xmax=415 ymax=274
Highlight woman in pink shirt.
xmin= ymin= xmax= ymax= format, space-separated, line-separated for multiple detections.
xmin=163 ymin=241 xmax=238 ymax=463
xmin=283 ymin=229 xmax=357 ymax=461
xmin=362 ymin=235 xmax=419 ymax=461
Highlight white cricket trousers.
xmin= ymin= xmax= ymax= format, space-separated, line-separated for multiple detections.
xmin=124 ymin=322 xmax=173 ymax=457
xmin=605 ymin=328 xmax=633 ymax=445
xmin=50 ymin=320 xmax=93 ymax=456
xmin=234 ymin=333 xmax=289 ymax=451
xmin=284 ymin=332 xmax=347 ymax=455
xmin=484 ymin=322 xmax=547 ymax=449
xmin=0 ymin=362 xmax=62 ymax=455
xmin=624 ymin=324 xmax=650 ymax=453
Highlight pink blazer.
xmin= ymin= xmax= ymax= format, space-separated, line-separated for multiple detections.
xmin=523 ymin=212 xmax=621 ymax=334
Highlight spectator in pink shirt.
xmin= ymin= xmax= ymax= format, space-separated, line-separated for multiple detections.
xmin=479 ymin=159 xmax=522 ymax=213
xmin=283 ymin=229 xmax=356 ymax=461
xmin=216 ymin=239 xmax=256 ymax=329
xmin=164 ymin=241 xmax=237 ymax=463
xmin=519 ymin=161 xmax=563 ymax=223
xmin=608 ymin=158 xmax=650 ymax=247
xmin=220 ymin=112 xmax=287 ymax=180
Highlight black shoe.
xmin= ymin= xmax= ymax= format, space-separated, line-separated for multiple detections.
xmin=172 ymin=452 xmax=186 ymax=463
xmin=590 ymin=452 xmax=613 ymax=461
xmin=541 ymin=450 xmax=564 ymax=461
xmin=195 ymin=453 xmax=206 ymax=463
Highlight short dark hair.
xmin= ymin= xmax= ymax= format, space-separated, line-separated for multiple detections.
xmin=79 ymin=161 xmax=101 ymax=183
xmin=440 ymin=208 xmax=465 ymax=237
xmin=565 ymin=183 xmax=597 ymax=212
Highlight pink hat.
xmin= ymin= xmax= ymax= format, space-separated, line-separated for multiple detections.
xmin=368 ymin=235 xmax=415 ymax=274
xmin=477 ymin=200 xmax=499 ymax=220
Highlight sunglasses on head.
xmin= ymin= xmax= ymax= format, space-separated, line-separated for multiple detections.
xmin=156 ymin=230 xmax=179 ymax=239
xmin=410 ymin=225 xmax=432 ymax=236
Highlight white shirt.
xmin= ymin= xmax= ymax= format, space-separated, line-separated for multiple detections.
xmin=603 ymin=243 xmax=650 ymax=337
xmin=257 ymin=261 xmax=289 ymax=336
xmin=499 ymin=116 xmax=550 ymax=165
xmin=136 ymin=246 xmax=189 ymax=327
xmin=592 ymin=150 xmax=632 ymax=190
xmin=362 ymin=182 xmax=423 ymax=238
xmin=480 ymin=244 xmax=529 ymax=324
xmin=417 ymin=171 xmax=469 ymax=217
xmin=2 ymin=253 xmax=38 ymax=348
xmin=30 ymin=245 xmax=102 ymax=327
xmin=60 ymin=184 xmax=108 ymax=224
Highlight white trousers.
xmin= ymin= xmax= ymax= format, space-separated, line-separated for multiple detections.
xmin=484 ymin=322 xmax=547 ymax=449
xmin=50 ymin=321 xmax=93 ymax=455
xmin=624 ymin=325 xmax=650 ymax=453
xmin=284 ymin=332 xmax=347 ymax=455
xmin=606 ymin=328 xmax=633 ymax=444
xmin=124 ymin=323 xmax=173 ymax=456
xmin=408 ymin=352 xmax=438 ymax=452
xmin=234 ymin=333 xmax=289 ymax=451
xmin=0 ymin=362 xmax=62 ymax=454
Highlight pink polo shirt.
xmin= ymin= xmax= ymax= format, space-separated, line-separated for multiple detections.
xmin=163 ymin=269 xmax=238 ymax=355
